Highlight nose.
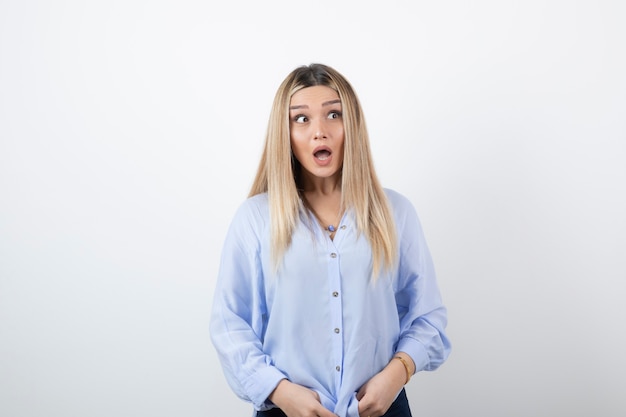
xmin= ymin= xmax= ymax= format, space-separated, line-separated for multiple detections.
xmin=313 ymin=120 xmax=326 ymax=140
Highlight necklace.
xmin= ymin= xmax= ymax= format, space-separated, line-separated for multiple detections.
xmin=315 ymin=209 xmax=341 ymax=234
xmin=301 ymin=195 xmax=342 ymax=234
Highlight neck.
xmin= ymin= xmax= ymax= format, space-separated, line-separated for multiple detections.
xmin=299 ymin=171 xmax=342 ymax=197
xmin=299 ymin=174 xmax=343 ymax=238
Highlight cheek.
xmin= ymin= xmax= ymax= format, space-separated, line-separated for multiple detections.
xmin=332 ymin=123 xmax=345 ymax=139
xmin=334 ymin=127 xmax=345 ymax=147
xmin=290 ymin=126 xmax=307 ymax=144
xmin=290 ymin=135 xmax=307 ymax=159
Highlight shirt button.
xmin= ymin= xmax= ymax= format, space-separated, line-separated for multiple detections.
xmin=332 ymin=291 xmax=339 ymax=297
xmin=330 ymin=253 xmax=337 ymax=258
xmin=336 ymin=366 xmax=341 ymax=372
xmin=341 ymin=225 xmax=347 ymax=230
xmin=334 ymin=328 xmax=340 ymax=334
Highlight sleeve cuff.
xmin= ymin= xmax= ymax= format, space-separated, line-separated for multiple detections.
xmin=396 ymin=338 xmax=430 ymax=374
xmin=242 ymin=366 xmax=288 ymax=410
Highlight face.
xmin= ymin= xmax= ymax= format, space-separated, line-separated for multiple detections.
xmin=289 ymin=85 xmax=345 ymax=184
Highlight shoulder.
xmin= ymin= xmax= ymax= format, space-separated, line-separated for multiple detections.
xmin=383 ymin=188 xmax=423 ymax=232
xmin=238 ymin=193 xmax=269 ymax=216
xmin=384 ymin=188 xmax=416 ymax=216
xmin=228 ymin=193 xmax=270 ymax=237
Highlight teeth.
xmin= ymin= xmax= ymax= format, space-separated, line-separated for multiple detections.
xmin=315 ymin=150 xmax=331 ymax=160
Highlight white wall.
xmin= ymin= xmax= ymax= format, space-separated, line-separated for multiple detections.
xmin=1 ymin=1 xmax=625 ymax=416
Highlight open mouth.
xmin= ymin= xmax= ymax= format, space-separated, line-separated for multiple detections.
xmin=314 ymin=149 xmax=331 ymax=160
xmin=313 ymin=145 xmax=333 ymax=162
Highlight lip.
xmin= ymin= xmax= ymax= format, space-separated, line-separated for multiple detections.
xmin=312 ymin=145 xmax=333 ymax=166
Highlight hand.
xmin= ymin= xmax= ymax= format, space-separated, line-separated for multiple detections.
xmin=268 ymin=379 xmax=338 ymax=417
xmin=356 ymin=360 xmax=406 ymax=417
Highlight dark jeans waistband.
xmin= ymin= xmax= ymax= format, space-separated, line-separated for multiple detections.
xmin=256 ymin=388 xmax=412 ymax=417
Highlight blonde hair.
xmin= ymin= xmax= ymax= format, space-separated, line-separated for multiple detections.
xmin=249 ymin=63 xmax=397 ymax=275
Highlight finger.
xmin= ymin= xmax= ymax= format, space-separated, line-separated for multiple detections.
xmin=315 ymin=405 xmax=339 ymax=417
xmin=357 ymin=393 xmax=369 ymax=411
xmin=357 ymin=403 xmax=370 ymax=417
xmin=313 ymin=391 xmax=321 ymax=402
xmin=356 ymin=387 xmax=365 ymax=401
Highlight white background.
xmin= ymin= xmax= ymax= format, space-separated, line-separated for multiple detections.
xmin=1 ymin=1 xmax=625 ymax=416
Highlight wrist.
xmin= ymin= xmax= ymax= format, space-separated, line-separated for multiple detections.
xmin=383 ymin=358 xmax=407 ymax=389
xmin=390 ymin=352 xmax=415 ymax=385
xmin=393 ymin=356 xmax=411 ymax=385
xmin=268 ymin=379 xmax=290 ymax=405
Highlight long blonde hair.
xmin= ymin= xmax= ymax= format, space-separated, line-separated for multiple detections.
xmin=249 ymin=63 xmax=397 ymax=275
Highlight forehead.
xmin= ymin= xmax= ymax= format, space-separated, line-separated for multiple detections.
xmin=289 ymin=86 xmax=340 ymax=107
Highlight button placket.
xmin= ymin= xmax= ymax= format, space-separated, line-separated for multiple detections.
xmin=327 ymin=239 xmax=343 ymax=383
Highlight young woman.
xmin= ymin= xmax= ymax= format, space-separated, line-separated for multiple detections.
xmin=210 ymin=64 xmax=450 ymax=417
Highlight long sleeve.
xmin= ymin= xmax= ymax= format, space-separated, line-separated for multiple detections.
xmin=388 ymin=190 xmax=451 ymax=373
xmin=209 ymin=196 xmax=286 ymax=409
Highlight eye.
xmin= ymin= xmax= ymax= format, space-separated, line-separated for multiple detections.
xmin=328 ymin=111 xmax=342 ymax=120
xmin=294 ymin=115 xmax=308 ymax=123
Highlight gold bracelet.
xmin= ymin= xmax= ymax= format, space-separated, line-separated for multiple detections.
xmin=393 ymin=356 xmax=411 ymax=385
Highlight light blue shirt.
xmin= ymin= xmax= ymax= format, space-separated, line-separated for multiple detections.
xmin=210 ymin=189 xmax=450 ymax=417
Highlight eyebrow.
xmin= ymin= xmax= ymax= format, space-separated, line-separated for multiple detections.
xmin=289 ymin=99 xmax=342 ymax=110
